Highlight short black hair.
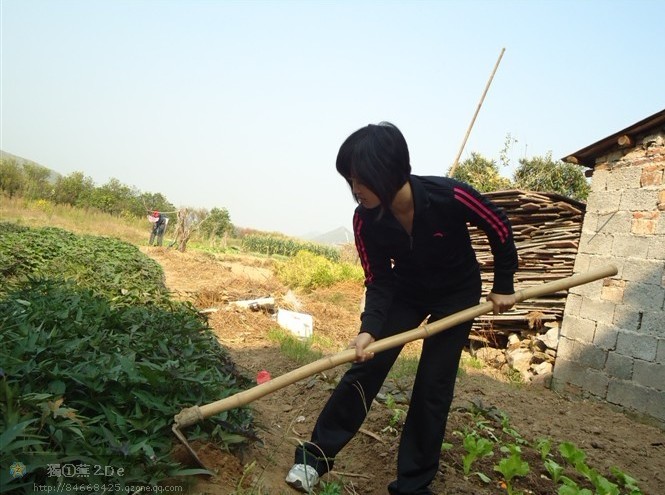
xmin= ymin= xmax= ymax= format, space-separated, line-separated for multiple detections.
xmin=336 ymin=121 xmax=411 ymax=211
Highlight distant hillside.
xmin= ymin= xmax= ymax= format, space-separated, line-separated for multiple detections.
xmin=0 ymin=149 xmax=61 ymax=182
xmin=309 ymin=226 xmax=353 ymax=245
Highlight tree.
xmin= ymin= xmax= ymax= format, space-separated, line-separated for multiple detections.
xmin=53 ymin=172 xmax=96 ymax=207
xmin=199 ymin=207 xmax=233 ymax=240
xmin=0 ymin=158 xmax=25 ymax=198
xmin=139 ymin=192 xmax=176 ymax=218
xmin=22 ymin=163 xmax=52 ymax=200
xmin=449 ymin=152 xmax=512 ymax=192
xmin=513 ymin=153 xmax=590 ymax=201
xmin=88 ymin=178 xmax=136 ymax=216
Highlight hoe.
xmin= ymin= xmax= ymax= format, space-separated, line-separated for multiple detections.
xmin=172 ymin=264 xmax=618 ymax=468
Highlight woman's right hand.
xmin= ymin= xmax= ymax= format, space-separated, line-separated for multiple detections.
xmin=349 ymin=332 xmax=376 ymax=362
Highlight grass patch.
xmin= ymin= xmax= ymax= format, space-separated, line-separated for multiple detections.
xmin=388 ymin=355 xmax=420 ymax=381
xmin=267 ymin=327 xmax=323 ymax=365
xmin=461 ymin=355 xmax=485 ymax=370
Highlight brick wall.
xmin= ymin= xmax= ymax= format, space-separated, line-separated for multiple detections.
xmin=552 ymin=129 xmax=665 ymax=428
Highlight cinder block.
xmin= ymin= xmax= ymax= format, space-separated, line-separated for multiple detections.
xmin=594 ymin=322 xmax=619 ymax=350
xmin=581 ymin=213 xmax=599 ymax=234
xmin=560 ymin=315 xmax=596 ymax=343
xmin=607 ymin=378 xmax=652 ymax=413
xmin=623 ymin=282 xmax=665 ymax=311
xmin=613 ymin=305 xmax=643 ymax=331
xmin=596 ymin=210 xmax=633 ymax=235
xmin=587 ymin=191 xmax=621 ymax=214
xmin=616 ymin=330 xmax=658 ymax=361
xmin=580 ymin=297 xmax=616 ymax=325
xmin=657 ymin=339 xmax=665 ymax=364
xmin=590 ymin=169 xmax=609 ymax=192
xmin=563 ymin=294 xmax=583 ymax=317
xmin=569 ymin=279 xmax=603 ymax=299
xmin=647 ymin=389 xmax=665 ymax=421
xmin=633 ymin=360 xmax=665 ymax=390
xmin=577 ymin=342 xmax=609 ymax=370
xmin=648 ymin=237 xmax=665 ymax=260
xmin=552 ymin=357 xmax=584 ymax=384
xmin=588 ymin=255 xmax=623 ymax=275
xmin=641 ymin=311 xmax=665 ymax=338
xmin=612 ymin=234 xmax=651 ymax=258
xmin=621 ymin=259 xmax=664 ymax=285
xmin=605 ymin=352 xmax=634 ymax=380
xmin=578 ymin=232 xmax=614 ymax=256
xmin=619 ymin=189 xmax=660 ymax=211
xmin=556 ymin=337 xmax=581 ymax=362
xmin=572 ymin=253 xmax=593 ymax=273
xmin=606 ymin=166 xmax=642 ymax=191
xmin=581 ymin=368 xmax=610 ymax=398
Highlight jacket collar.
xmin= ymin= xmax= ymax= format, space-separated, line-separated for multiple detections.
xmin=409 ymin=175 xmax=430 ymax=215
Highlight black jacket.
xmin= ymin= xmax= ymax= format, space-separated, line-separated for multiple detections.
xmin=353 ymin=175 xmax=518 ymax=337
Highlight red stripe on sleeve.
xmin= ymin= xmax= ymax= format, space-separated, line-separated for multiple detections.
xmin=353 ymin=213 xmax=373 ymax=283
xmin=453 ymin=187 xmax=509 ymax=242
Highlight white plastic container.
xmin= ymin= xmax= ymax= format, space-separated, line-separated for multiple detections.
xmin=277 ymin=308 xmax=313 ymax=339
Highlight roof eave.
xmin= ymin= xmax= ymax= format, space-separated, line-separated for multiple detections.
xmin=562 ymin=109 xmax=665 ymax=168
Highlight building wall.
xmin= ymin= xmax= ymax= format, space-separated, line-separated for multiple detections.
xmin=552 ymin=128 xmax=665 ymax=428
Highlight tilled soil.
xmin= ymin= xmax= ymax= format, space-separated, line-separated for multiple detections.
xmin=146 ymin=247 xmax=665 ymax=495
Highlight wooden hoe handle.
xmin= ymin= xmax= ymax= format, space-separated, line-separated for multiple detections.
xmin=173 ymin=264 xmax=618 ymax=428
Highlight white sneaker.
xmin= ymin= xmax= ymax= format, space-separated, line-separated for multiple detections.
xmin=285 ymin=463 xmax=320 ymax=492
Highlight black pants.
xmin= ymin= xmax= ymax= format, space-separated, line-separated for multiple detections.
xmin=295 ymin=284 xmax=480 ymax=495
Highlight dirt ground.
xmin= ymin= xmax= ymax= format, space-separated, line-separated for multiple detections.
xmin=144 ymin=248 xmax=665 ymax=495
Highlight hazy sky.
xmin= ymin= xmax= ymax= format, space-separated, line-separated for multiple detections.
xmin=2 ymin=0 xmax=664 ymax=237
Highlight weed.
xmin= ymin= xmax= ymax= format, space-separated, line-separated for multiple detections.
xmin=318 ymin=480 xmax=344 ymax=495
xmin=388 ymin=355 xmax=420 ymax=381
xmin=267 ymin=327 xmax=323 ymax=365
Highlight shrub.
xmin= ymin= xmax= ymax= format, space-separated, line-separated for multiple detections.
xmin=0 ymin=223 xmax=254 ymax=492
xmin=274 ymin=251 xmax=363 ymax=290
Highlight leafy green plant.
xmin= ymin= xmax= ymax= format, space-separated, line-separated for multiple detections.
xmin=557 ymin=478 xmax=593 ymax=495
xmin=383 ymin=394 xmax=407 ymax=434
xmin=610 ymin=467 xmax=643 ymax=495
xmin=0 ymin=224 xmax=255 ymax=492
xmin=535 ymin=437 xmax=552 ymax=460
xmin=544 ymin=459 xmax=565 ymax=484
xmin=494 ymin=444 xmax=529 ymax=495
xmin=500 ymin=413 xmax=527 ymax=445
xmin=318 ymin=480 xmax=343 ymax=495
xmin=461 ymin=433 xmax=494 ymax=476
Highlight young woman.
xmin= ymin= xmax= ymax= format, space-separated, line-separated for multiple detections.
xmin=286 ymin=122 xmax=518 ymax=494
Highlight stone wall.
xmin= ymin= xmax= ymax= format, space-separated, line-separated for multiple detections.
xmin=552 ymin=128 xmax=665 ymax=428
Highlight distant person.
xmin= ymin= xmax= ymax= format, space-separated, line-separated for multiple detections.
xmin=148 ymin=210 xmax=166 ymax=246
xmin=285 ymin=122 xmax=518 ymax=494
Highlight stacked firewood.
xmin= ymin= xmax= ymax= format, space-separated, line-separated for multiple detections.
xmin=470 ymin=190 xmax=586 ymax=340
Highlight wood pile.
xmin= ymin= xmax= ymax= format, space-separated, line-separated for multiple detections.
xmin=470 ymin=190 xmax=585 ymax=341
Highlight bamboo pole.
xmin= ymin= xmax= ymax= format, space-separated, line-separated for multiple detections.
xmin=173 ymin=264 xmax=617 ymax=429
xmin=448 ymin=47 xmax=506 ymax=177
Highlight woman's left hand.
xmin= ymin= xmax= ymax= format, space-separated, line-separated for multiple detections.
xmin=487 ymin=292 xmax=516 ymax=315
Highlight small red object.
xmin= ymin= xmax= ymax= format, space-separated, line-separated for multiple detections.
xmin=256 ymin=370 xmax=271 ymax=384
